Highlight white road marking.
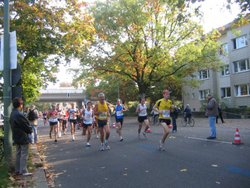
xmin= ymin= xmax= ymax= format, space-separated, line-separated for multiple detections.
xmin=187 ymin=136 xmax=232 ymax=144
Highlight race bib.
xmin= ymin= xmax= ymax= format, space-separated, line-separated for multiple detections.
xmin=99 ymin=112 xmax=107 ymax=120
xmin=116 ymin=110 xmax=123 ymax=117
xmin=162 ymin=110 xmax=170 ymax=118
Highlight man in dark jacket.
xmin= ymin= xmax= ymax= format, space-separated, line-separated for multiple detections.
xmin=10 ymin=97 xmax=33 ymax=176
xmin=205 ymin=94 xmax=219 ymax=139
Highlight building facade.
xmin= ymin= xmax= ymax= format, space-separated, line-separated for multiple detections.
xmin=182 ymin=20 xmax=250 ymax=112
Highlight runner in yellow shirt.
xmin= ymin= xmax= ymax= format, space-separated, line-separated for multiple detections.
xmin=94 ymin=93 xmax=111 ymax=151
xmin=153 ymin=89 xmax=173 ymax=151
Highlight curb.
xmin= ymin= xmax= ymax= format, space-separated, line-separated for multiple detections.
xmin=30 ymin=144 xmax=48 ymax=188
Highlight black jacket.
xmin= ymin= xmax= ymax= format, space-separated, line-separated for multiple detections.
xmin=10 ymin=108 xmax=32 ymax=145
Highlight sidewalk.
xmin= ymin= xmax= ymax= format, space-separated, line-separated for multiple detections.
xmin=30 ymin=144 xmax=48 ymax=188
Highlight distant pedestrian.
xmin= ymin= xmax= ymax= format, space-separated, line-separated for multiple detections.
xmin=27 ymin=105 xmax=39 ymax=144
xmin=94 ymin=93 xmax=111 ymax=151
xmin=151 ymin=104 xmax=159 ymax=125
xmin=171 ymin=106 xmax=179 ymax=133
xmin=136 ymin=98 xmax=150 ymax=138
xmin=184 ymin=104 xmax=192 ymax=125
xmin=205 ymin=94 xmax=219 ymax=139
xmin=10 ymin=97 xmax=33 ymax=176
xmin=216 ymin=105 xmax=225 ymax=124
xmin=153 ymin=89 xmax=173 ymax=151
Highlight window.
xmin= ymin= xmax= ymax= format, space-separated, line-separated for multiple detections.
xmin=232 ymin=35 xmax=248 ymax=49
xmin=199 ymin=89 xmax=210 ymax=100
xmin=235 ymin=84 xmax=250 ymax=96
xmin=221 ymin=65 xmax=230 ymax=76
xmin=221 ymin=87 xmax=231 ymax=98
xmin=219 ymin=43 xmax=229 ymax=55
xmin=198 ymin=69 xmax=210 ymax=80
xmin=233 ymin=59 xmax=250 ymax=73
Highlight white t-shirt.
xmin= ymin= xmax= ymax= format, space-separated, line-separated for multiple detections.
xmin=83 ymin=109 xmax=93 ymax=124
xmin=138 ymin=104 xmax=147 ymax=117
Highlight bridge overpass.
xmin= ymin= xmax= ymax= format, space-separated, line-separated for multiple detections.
xmin=38 ymin=87 xmax=86 ymax=106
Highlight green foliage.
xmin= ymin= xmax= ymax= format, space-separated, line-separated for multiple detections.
xmin=75 ymin=0 xmax=220 ymax=99
xmin=0 ymin=0 xmax=94 ymax=103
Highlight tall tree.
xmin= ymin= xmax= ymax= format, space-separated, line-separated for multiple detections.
xmin=75 ymin=0 xmax=220 ymax=98
xmin=0 ymin=0 xmax=94 ymax=103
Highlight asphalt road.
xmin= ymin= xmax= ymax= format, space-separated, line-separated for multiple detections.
xmin=38 ymin=117 xmax=250 ymax=188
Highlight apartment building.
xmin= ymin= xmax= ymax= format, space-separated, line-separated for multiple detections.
xmin=182 ymin=19 xmax=250 ymax=112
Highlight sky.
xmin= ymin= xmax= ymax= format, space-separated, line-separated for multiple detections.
xmin=48 ymin=0 xmax=241 ymax=88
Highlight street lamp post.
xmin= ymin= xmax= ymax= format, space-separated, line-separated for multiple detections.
xmin=3 ymin=0 xmax=13 ymax=164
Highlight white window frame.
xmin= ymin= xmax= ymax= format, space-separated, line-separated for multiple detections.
xmin=235 ymin=84 xmax=250 ymax=97
xmin=232 ymin=35 xmax=248 ymax=49
xmin=221 ymin=87 xmax=231 ymax=98
xmin=233 ymin=59 xmax=250 ymax=73
xmin=219 ymin=43 xmax=229 ymax=55
xmin=198 ymin=69 xmax=210 ymax=80
xmin=221 ymin=65 xmax=230 ymax=76
xmin=199 ymin=89 xmax=210 ymax=100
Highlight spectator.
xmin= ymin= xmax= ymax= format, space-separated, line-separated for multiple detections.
xmin=205 ymin=94 xmax=219 ymax=139
xmin=184 ymin=104 xmax=192 ymax=125
xmin=216 ymin=105 xmax=225 ymax=124
xmin=27 ymin=105 xmax=39 ymax=144
xmin=10 ymin=97 xmax=33 ymax=176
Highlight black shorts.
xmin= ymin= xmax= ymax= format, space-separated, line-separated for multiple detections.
xmin=49 ymin=121 xmax=58 ymax=126
xmin=115 ymin=118 xmax=123 ymax=125
xmin=159 ymin=119 xmax=171 ymax=125
xmin=69 ymin=119 xmax=77 ymax=124
xmin=97 ymin=120 xmax=108 ymax=127
xmin=83 ymin=123 xmax=92 ymax=128
xmin=138 ymin=116 xmax=148 ymax=123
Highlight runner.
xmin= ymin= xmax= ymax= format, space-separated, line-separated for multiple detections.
xmin=82 ymin=101 xmax=94 ymax=147
xmin=153 ymin=89 xmax=173 ymax=151
xmin=136 ymin=98 xmax=150 ymax=138
xmin=68 ymin=103 xmax=78 ymax=141
xmin=115 ymin=99 xmax=126 ymax=141
xmin=62 ymin=108 xmax=68 ymax=135
xmin=94 ymin=93 xmax=111 ymax=151
xmin=48 ymin=104 xmax=59 ymax=142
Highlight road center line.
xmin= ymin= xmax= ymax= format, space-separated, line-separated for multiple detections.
xmin=187 ymin=136 xmax=232 ymax=144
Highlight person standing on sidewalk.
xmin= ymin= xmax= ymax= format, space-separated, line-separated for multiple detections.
xmin=27 ymin=105 xmax=39 ymax=144
xmin=10 ymin=97 xmax=33 ymax=176
xmin=153 ymin=89 xmax=173 ymax=151
xmin=205 ymin=94 xmax=219 ymax=139
xmin=94 ymin=93 xmax=111 ymax=151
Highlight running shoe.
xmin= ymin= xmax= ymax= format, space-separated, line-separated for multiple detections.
xmin=100 ymin=143 xmax=105 ymax=151
xmin=86 ymin=142 xmax=91 ymax=147
xmin=159 ymin=140 xmax=165 ymax=151
xmin=55 ymin=139 xmax=57 ymax=143
xmin=119 ymin=137 xmax=123 ymax=142
xmin=142 ymin=132 xmax=147 ymax=137
xmin=104 ymin=142 xmax=110 ymax=150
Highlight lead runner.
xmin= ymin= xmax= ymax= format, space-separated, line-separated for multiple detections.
xmin=153 ymin=89 xmax=173 ymax=151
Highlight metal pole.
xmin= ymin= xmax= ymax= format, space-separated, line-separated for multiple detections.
xmin=3 ymin=0 xmax=13 ymax=164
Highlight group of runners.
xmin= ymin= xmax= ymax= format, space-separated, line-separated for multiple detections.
xmin=45 ymin=89 xmax=174 ymax=151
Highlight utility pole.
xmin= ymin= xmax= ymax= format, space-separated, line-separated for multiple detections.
xmin=3 ymin=0 xmax=13 ymax=165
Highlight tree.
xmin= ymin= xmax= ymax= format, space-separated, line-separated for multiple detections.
xmin=75 ymin=0 xmax=220 ymax=98
xmin=0 ymin=0 xmax=94 ymax=103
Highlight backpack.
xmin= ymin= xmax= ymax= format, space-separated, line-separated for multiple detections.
xmin=28 ymin=109 xmax=38 ymax=121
